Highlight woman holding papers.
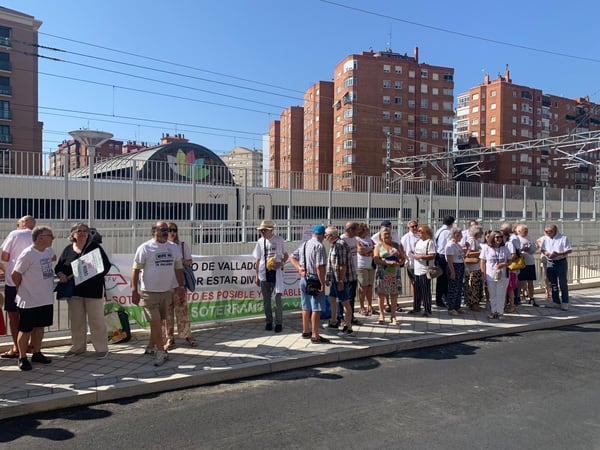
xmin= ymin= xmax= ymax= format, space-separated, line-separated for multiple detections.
xmin=55 ymin=223 xmax=111 ymax=359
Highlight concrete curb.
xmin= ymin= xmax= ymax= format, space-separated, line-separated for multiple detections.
xmin=1 ymin=309 xmax=598 ymax=420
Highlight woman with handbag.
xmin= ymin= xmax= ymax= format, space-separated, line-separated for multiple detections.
xmin=412 ymin=225 xmax=436 ymax=317
xmin=55 ymin=223 xmax=111 ymax=359
xmin=373 ymin=227 xmax=406 ymax=325
xmin=163 ymin=222 xmax=197 ymax=348
xmin=480 ymin=231 xmax=512 ymax=320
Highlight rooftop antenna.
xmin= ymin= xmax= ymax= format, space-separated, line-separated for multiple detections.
xmin=386 ymin=24 xmax=392 ymax=52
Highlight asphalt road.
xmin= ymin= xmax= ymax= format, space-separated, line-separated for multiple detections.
xmin=2 ymin=322 xmax=600 ymax=449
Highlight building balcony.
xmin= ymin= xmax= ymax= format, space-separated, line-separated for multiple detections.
xmin=0 ymin=134 xmax=12 ymax=144
xmin=0 ymin=61 xmax=11 ymax=71
xmin=0 ymin=85 xmax=10 ymax=96
xmin=0 ymin=37 xmax=10 ymax=48
xmin=0 ymin=111 xmax=11 ymax=120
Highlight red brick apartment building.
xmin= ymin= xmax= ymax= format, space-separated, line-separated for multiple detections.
xmin=303 ymin=81 xmax=333 ymax=190
xmin=332 ymin=48 xmax=455 ymax=191
xmin=456 ymin=68 xmax=600 ymax=189
xmin=0 ymin=7 xmax=43 ymax=175
xmin=277 ymin=106 xmax=304 ymax=189
xmin=48 ymin=138 xmax=124 ymax=176
xmin=268 ymin=120 xmax=280 ymax=188
xmin=268 ymin=47 xmax=455 ymax=191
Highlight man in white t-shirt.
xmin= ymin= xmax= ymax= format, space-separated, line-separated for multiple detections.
xmin=400 ymin=219 xmax=419 ymax=296
xmin=11 ymin=226 xmax=56 ymax=371
xmin=1 ymin=215 xmax=36 ymax=359
xmin=252 ymin=220 xmax=288 ymax=333
xmin=132 ymin=221 xmax=184 ymax=366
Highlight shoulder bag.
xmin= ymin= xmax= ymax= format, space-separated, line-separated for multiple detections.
xmin=181 ymin=242 xmax=196 ymax=292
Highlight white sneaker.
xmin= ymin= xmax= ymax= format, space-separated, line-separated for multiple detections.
xmin=154 ymin=349 xmax=168 ymax=366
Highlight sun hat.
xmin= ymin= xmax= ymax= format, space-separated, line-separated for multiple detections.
xmin=257 ymin=220 xmax=275 ymax=230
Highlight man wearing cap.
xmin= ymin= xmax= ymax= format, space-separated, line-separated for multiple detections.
xmin=289 ymin=225 xmax=330 ymax=344
xmin=252 ymin=220 xmax=288 ymax=333
xmin=372 ymin=220 xmax=399 ymax=244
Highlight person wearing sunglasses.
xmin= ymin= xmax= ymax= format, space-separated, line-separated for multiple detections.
xmin=11 ymin=226 xmax=56 ymax=371
xmin=163 ymin=222 xmax=197 ymax=348
xmin=55 ymin=223 xmax=111 ymax=360
xmin=252 ymin=220 xmax=287 ymax=333
xmin=131 ymin=221 xmax=185 ymax=366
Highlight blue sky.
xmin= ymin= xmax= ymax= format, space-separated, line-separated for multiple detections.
xmin=5 ymin=0 xmax=600 ymax=155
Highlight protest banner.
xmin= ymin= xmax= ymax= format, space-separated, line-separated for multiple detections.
xmin=103 ymin=254 xmax=302 ymax=327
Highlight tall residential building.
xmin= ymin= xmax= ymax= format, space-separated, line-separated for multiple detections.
xmin=303 ymin=81 xmax=334 ymax=190
xmin=268 ymin=120 xmax=280 ymax=188
xmin=456 ymin=68 xmax=600 ymax=188
xmin=223 ymin=146 xmax=263 ymax=187
xmin=278 ymin=106 xmax=304 ymax=189
xmin=332 ymin=47 xmax=455 ymax=191
xmin=0 ymin=7 xmax=43 ymax=175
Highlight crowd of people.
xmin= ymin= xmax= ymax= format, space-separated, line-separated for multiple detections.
xmin=288 ymin=217 xmax=573 ymax=341
xmin=0 ymin=214 xmax=573 ymax=366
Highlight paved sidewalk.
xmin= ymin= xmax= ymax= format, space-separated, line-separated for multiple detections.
xmin=1 ymin=289 xmax=599 ymax=420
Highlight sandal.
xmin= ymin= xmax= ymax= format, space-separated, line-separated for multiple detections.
xmin=164 ymin=338 xmax=175 ymax=350
xmin=359 ymin=307 xmax=367 ymax=316
xmin=378 ymin=317 xmax=386 ymax=324
xmin=366 ymin=307 xmax=372 ymax=316
xmin=0 ymin=349 xmax=19 ymax=359
xmin=185 ymin=336 xmax=198 ymax=348
xmin=390 ymin=317 xmax=398 ymax=325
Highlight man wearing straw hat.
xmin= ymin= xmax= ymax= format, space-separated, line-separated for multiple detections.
xmin=253 ymin=220 xmax=288 ymax=333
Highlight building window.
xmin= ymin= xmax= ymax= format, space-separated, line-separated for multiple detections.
xmin=490 ymin=103 xmax=496 ymax=110
xmin=342 ymin=154 xmax=356 ymax=164
xmin=394 ymin=112 xmax=402 ymax=120
xmin=383 ymin=64 xmax=391 ymax=73
xmin=343 ymin=59 xmax=357 ymax=72
xmin=382 ymin=111 xmax=390 ymax=120
xmin=0 ymin=100 xmax=9 ymax=120
xmin=432 ymin=87 xmax=439 ymax=95
xmin=394 ymin=81 xmax=403 ymax=89
xmin=421 ymin=70 xmax=428 ymax=78
xmin=393 ymin=127 xmax=401 ymax=135
xmin=443 ymin=88 xmax=453 ymax=96
xmin=432 ymin=131 xmax=438 ymax=139
xmin=408 ymin=85 xmax=415 ymax=93
xmin=408 ymin=70 xmax=415 ymax=78
xmin=407 ymin=129 xmax=415 ymax=137
xmin=490 ymin=128 xmax=496 ymax=135
xmin=408 ymin=100 xmax=416 ymax=108
xmin=472 ymin=93 xmax=479 ymax=101
xmin=420 ymin=128 xmax=428 ymax=138
xmin=421 ymin=99 xmax=428 ymax=108
xmin=490 ymin=90 xmax=496 ymax=97
xmin=383 ymin=80 xmax=391 ymax=88
xmin=343 ymin=139 xmax=355 ymax=149
xmin=343 ymin=76 xmax=356 ymax=88
xmin=431 ymin=102 xmax=439 ymax=110
xmin=343 ymin=124 xmax=356 ymax=134
xmin=383 ymin=95 xmax=391 ymax=104
xmin=490 ymin=116 xmax=496 ymax=123
xmin=395 ymin=65 xmax=402 ymax=74
xmin=432 ymin=73 xmax=439 ymax=80
xmin=0 ymin=52 xmax=10 ymax=71
xmin=394 ymin=96 xmax=402 ymax=104
xmin=421 ymin=84 xmax=428 ymax=94
xmin=343 ymin=108 xmax=354 ymax=118
xmin=443 ymin=73 xmax=453 ymax=81
xmin=420 ymin=114 xmax=428 ymax=123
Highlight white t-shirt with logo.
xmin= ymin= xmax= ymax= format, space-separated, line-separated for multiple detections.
xmin=13 ymin=245 xmax=55 ymax=308
xmin=133 ymin=239 xmax=182 ymax=292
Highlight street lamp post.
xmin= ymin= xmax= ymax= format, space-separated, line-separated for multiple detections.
xmin=68 ymin=129 xmax=113 ymax=227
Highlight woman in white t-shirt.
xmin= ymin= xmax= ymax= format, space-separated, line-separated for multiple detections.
xmin=445 ymin=228 xmax=466 ymax=315
xmin=356 ymin=223 xmax=375 ymax=316
xmin=480 ymin=230 xmax=512 ymax=319
xmin=412 ymin=225 xmax=436 ymax=317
